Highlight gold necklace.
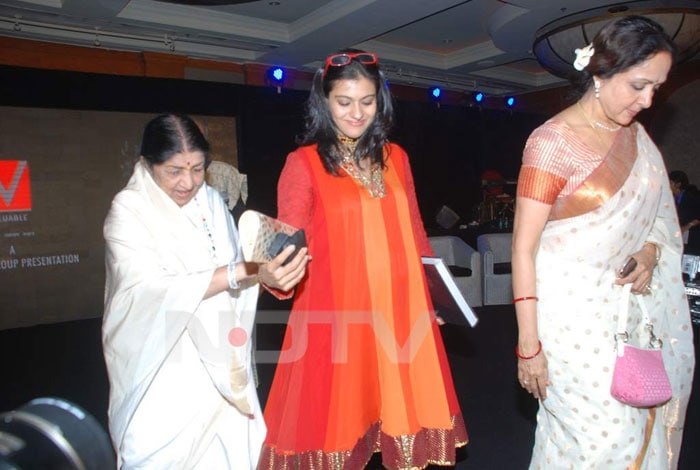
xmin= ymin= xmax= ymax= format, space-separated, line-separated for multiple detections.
xmin=338 ymin=134 xmax=358 ymax=147
xmin=338 ymin=141 xmax=385 ymax=198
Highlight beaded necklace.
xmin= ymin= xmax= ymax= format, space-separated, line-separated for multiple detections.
xmin=595 ymin=121 xmax=622 ymax=132
xmin=337 ymin=136 xmax=385 ymax=198
xmin=577 ymin=101 xmax=621 ymax=132
xmin=576 ymin=101 xmax=617 ymax=153
xmin=194 ymin=196 xmax=217 ymax=262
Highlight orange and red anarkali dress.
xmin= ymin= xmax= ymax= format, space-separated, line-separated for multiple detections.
xmin=259 ymin=143 xmax=467 ymax=470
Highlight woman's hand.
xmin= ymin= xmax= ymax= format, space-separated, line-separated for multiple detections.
xmin=517 ymin=346 xmax=550 ymax=400
xmin=257 ymin=245 xmax=309 ymax=292
xmin=614 ymin=243 xmax=658 ymax=294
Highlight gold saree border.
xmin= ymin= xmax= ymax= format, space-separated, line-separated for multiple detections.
xmin=627 ymin=408 xmax=655 ymax=470
xmin=549 ymin=126 xmax=638 ymax=221
xmin=257 ymin=414 xmax=467 ymax=470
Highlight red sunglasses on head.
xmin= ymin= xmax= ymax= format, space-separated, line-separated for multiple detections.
xmin=323 ymin=52 xmax=379 ymax=77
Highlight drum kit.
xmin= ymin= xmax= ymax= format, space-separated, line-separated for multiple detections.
xmin=475 ymin=178 xmax=516 ymax=228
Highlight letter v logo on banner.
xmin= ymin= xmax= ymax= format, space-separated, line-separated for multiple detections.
xmin=0 ymin=161 xmax=32 ymax=212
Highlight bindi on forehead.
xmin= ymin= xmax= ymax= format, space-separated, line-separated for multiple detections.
xmin=165 ymin=162 xmax=202 ymax=170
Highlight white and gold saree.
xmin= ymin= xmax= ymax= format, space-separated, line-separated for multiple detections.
xmin=518 ymin=120 xmax=694 ymax=469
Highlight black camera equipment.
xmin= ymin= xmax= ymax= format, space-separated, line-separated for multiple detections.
xmin=0 ymin=397 xmax=115 ymax=470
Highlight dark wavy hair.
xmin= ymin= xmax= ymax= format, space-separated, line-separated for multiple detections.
xmin=297 ymin=49 xmax=394 ymax=175
xmin=573 ymin=15 xmax=676 ymax=97
xmin=140 ymin=113 xmax=211 ymax=168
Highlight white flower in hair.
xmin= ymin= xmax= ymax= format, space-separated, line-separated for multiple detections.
xmin=573 ymin=44 xmax=595 ymax=71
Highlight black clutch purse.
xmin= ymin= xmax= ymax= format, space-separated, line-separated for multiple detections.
xmin=266 ymin=230 xmax=307 ymax=266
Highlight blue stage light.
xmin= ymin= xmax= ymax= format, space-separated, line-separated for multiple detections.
xmin=475 ymin=92 xmax=484 ymax=103
xmin=505 ymin=96 xmax=515 ymax=107
xmin=270 ymin=67 xmax=284 ymax=83
xmin=430 ymin=87 xmax=442 ymax=100
xmin=267 ymin=66 xmax=285 ymax=93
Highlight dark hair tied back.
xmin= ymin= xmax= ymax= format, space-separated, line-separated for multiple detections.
xmin=140 ymin=113 xmax=211 ymax=168
xmin=574 ymin=15 xmax=676 ymax=96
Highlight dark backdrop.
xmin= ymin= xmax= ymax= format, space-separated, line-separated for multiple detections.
xmin=0 ymin=65 xmax=546 ymax=227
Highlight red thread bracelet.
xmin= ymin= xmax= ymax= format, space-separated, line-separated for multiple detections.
xmin=513 ymin=296 xmax=538 ymax=304
xmin=515 ymin=340 xmax=542 ymax=360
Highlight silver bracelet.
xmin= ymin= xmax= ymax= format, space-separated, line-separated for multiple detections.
xmin=227 ymin=260 xmax=240 ymax=290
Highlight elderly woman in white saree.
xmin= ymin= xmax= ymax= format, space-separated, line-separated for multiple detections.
xmin=102 ymin=114 xmax=307 ymax=469
xmin=512 ymin=16 xmax=694 ymax=469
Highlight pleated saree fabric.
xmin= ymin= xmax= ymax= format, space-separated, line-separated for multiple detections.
xmin=259 ymin=143 xmax=467 ymax=470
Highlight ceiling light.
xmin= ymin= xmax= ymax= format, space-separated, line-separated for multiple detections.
xmin=533 ymin=10 xmax=700 ymax=79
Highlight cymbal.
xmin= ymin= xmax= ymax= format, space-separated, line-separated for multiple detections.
xmin=481 ymin=179 xmax=517 ymax=187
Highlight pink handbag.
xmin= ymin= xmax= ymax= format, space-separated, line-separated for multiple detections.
xmin=610 ymin=284 xmax=672 ymax=407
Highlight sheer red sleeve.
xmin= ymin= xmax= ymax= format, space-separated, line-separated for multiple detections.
xmin=254 ymin=150 xmax=313 ymax=300
xmin=259 ymin=150 xmax=314 ymax=301
xmin=277 ymin=149 xmax=314 ymax=229
xmin=394 ymin=145 xmax=434 ymax=257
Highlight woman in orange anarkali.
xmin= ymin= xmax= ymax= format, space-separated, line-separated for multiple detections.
xmin=259 ymin=50 xmax=467 ymax=470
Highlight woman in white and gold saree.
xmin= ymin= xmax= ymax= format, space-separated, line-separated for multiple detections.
xmin=512 ymin=16 xmax=694 ymax=469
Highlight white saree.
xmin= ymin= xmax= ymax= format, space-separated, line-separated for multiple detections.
xmin=103 ymin=161 xmax=265 ymax=469
xmin=521 ymin=122 xmax=695 ymax=469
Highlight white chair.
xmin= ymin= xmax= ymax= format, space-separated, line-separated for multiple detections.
xmin=428 ymin=236 xmax=483 ymax=307
xmin=477 ymin=233 xmax=513 ymax=305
